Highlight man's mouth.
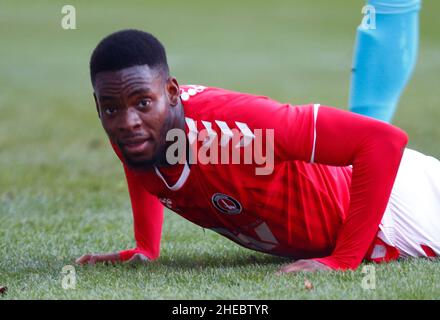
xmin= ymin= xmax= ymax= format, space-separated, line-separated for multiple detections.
xmin=120 ymin=136 xmax=152 ymax=155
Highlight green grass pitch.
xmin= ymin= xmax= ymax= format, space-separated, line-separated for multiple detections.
xmin=1 ymin=0 xmax=440 ymax=299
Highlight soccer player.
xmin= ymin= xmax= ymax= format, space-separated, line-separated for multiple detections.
xmin=349 ymin=0 xmax=421 ymax=122
xmin=76 ymin=30 xmax=440 ymax=272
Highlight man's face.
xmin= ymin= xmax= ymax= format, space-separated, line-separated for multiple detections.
xmin=93 ymin=65 xmax=179 ymax=170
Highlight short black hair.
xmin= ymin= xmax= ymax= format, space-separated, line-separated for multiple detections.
xmin=90 ymin=29 xmax=169 ymax=84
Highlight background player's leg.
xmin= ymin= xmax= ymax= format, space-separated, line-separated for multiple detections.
xmin=349 ymin=0 xmax=421 ymax=122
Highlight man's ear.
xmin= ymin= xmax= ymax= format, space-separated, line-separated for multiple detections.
xmin=93 ymin=93 xmax=101 ymax=119
xmin=166 ymin=77 xmax=180 ymax=107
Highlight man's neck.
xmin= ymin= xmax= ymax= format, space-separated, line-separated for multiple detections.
xmin=155 ymin=99 xmax=187 ymax=168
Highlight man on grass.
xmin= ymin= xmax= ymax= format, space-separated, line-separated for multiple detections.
xmin=77 ymin=30 xmax=440 ymax=272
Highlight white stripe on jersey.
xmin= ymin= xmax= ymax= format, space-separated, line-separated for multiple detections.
xmin=310 ymin=104 xmax=320 ymax=164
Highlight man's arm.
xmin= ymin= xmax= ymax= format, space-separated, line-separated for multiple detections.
xmin=274 ymin=105 xmax=407 ymax=271
xmin=235 ymin=97 xmax=407 ymax=271
xmin=76 ymin=143 xmax=164 ymax=265
xmin=118 ymin=164 xmax=164 ymax=262
xmin=309 ymin=106 xmax=407 ymax=270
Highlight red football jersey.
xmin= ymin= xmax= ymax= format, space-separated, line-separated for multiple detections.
xmin=114 ymin=85 xmax=408 ymax=270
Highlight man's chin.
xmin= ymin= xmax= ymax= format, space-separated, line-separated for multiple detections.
xmin=123 ymin=155 xmax=156 ymax=171
xmin=118 ymin=142 xmax=167 ymax=170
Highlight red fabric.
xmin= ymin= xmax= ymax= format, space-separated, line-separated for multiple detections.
xmin=110 ymin=143 xmax=164 ymax=261
xmin=156 ymin=163 xmax=186 ymax=186
xmin=365 ymin=237 xmax=400 ymax=263
xmin=111 ymin=86 xmax=407 ymax=269
xmin=311 ymin=107 xmax=408 ymax=269
xmin=421 ymin=245 xmax=437 ymax=258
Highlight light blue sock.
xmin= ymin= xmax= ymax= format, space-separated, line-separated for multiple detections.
xmin=349 ymin=0 xmax=421 ymax=122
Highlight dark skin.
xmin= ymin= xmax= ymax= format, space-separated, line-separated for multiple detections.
xmin=93 ymin=65 xmax=185 ymax=170
xmin=76 ymin=64 xmax=330 ymax=273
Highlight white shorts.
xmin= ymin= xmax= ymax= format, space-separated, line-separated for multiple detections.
xmin=378 ymin=148 xmax=440 ymax=258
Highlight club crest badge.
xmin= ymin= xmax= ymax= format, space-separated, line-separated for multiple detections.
xmin=211 ymin=193 xmax=242 ymax=215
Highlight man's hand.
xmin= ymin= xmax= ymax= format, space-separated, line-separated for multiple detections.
xmin=126 ymin=252 xmax=150 ymax=265
xmin=75 ymin=252 xmax=121 ymax=265
xmin=75 ymin=252 xmax=150 ymax=266
xmin=276 ymin=259 xmax=332 ymax=274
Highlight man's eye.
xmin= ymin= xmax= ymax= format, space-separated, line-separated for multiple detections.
xmin=104 ymin=107 xmax=118 ymax=115
xmin=138 ymin=99 xmax=151 ymax=109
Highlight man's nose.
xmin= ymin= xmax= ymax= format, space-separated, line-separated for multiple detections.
xmin=119 ymin=108 xmax=142 ymax=131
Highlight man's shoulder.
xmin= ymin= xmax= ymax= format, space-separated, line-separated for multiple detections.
xmin=180 ymin=84 xmax=282 ymax=122
xmin=180 ymin=85 xmax=246 ymax=103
